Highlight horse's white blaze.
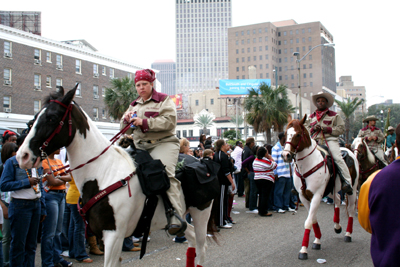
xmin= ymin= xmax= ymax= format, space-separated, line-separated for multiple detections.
xmin=282 ymin=127 xmax=296 ymax=160
xmin=17 ymin=108 xmax=47 ymax=169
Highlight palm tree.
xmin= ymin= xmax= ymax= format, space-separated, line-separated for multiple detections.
xmin=334 ymin=97 xmax=364 ymax=144
xmin=230 ymin=114 xmax=244 ymax=127
xmin=244 ymin=83 xmax=294 ymax=144
xmin=104 ymin=77 xmax=138 ymax=120
xmin=194 ymin=110 xmax=215 ymax=135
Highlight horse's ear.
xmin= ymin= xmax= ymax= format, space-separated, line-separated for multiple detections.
xmin=61 ymin=84 xmax=78 ymax=106
xmin=300 ymin=114 xmax=307 ymax=125
xmin=57 ymin=86 xmax=65 ymax=96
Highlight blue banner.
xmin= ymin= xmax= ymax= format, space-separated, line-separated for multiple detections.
xmin=219 ymin=79 xmax=271 ymax=95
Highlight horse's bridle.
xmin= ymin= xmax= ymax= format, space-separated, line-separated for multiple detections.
xmin=354 ymin=143 xmax=367 ymax=161
xmin=40 ymin=100 xmax=73 ymax=157
xmin=284 ymin=131 xmax=305 ymax=158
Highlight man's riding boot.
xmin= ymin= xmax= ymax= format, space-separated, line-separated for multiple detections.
xmin=337 ymin=170 xmax=353 ymax=195
xmin=168 ymin=221 xmax=187 ymax=236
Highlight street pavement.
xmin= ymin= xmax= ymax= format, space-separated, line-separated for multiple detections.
xmin=34 ymin=196 xmax=373 ymax=266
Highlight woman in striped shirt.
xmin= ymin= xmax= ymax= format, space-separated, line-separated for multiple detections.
xmin=253 ymin=146 xmax=277 ymax=217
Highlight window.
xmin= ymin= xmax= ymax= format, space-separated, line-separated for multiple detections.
xmin=310 ymin=82 xmax=313 ymax=87
xmin=242 ymin=57 xmax=245 ymax=62
xmin=46 ymin=52 xmax=51 ymax=62
xmin=302 ymin=37 xmax=305 ymax=43
xmin=4 ymin=68 xmax=11 ymax=82
xmin=56 ymin=78 xmax=62 ymax=88
xmin=102 ymin=109 xmax=106 ymax=119
xmin=93 ymin=64 xmax=99 ymax=75
xmin=308 ymin=37 xmax=312 ymax=42
xmin=34 ymin=49 xmax=41 ymax=60
xmin=309 ymin=64 xmax=312 ymax=69
xmin=236 ymin=67 xmax=239 ymax=72
xmin=46 ymin=76 xmax=51 ymax=87
xmin=309 ymin=55 xmax=312 ymax=60
xmin=310 ymin=73 xmax=313 ymax=78
xmin=4 ymin=41 xmax=11 ymax=56
xmin=3 ymin=96 xmax=11 ymax=111
xmin=93 ymin=108 xmax=99 ymax=119
xmin=247 ymin=48 xmax=250 ymax=53
xmin=242 ymin=75 xmax=245 ymax=79
xmin=211 ymin=98 xmax=214 ymax=105
xmin=308 ymin=28 xmax=311 ymax=33
xmin=248 ymin=57 xmax=251 ymax=62
xmin=34 ymin=74 xmax=41 ymax=87
xmin=242 ymin=66 xmax=245 ymax=71
xmin=189 ymin=130 xmax=193 ymax=137
xmin=303 ymin=73 xmax=306 ymax=78
xmin=76 ymin=83 xmax=81 ymax=96
xmin=75 ymin=59 xmax=81 ymax=73
xmin=109 ymin=68 xmax=114 ymax=78
xmin=247 ymin=30 xmax=250 ymax=35
xmin=236 ymin=58 xmax=239 ymax=63
xmin=265 ymin=45 xmax=268 ymax=50
xmin=236 ymin=49 xmax=239 ymax=54
xmin=102 ymin=87 xmax=105 ymax=97
xmin=296 ymin=38 xmax=299 ymax=43
xmin=93 ymin=85 xmax=99 ymax=98
xmin=34 ymin=100 xmax=41 ymax=114
xmin=56 ymin=55 xmax=63 ymax=68
xmin=195 ymin=100 xmax=199 ymax=106
xmin=176 ymin=130 xmax=181 ymax=138
xmin=183 ymin=130 xmax=187 ymax=137
xmin=253 ymin=47 xmax=256 ymax=52
xmin=102 ymin=66 xmax=106 ymax=75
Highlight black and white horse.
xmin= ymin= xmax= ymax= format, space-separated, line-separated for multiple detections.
xmin=17 ymin=85 xmax=212 ymax=267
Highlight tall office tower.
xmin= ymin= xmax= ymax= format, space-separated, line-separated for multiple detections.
xmin=151 ymin=59 xmax=176 ymax=96
xmin=175 ymin=0 xmax=232 ymax=102
xmin=0 ymin=11 xmax=41 ymax=35
xmin=228 ymin=20 xmax=335 ymax=112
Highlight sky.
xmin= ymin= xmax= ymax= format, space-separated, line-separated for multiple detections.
xmin=2 ymin=0 xmax=399 ymax=107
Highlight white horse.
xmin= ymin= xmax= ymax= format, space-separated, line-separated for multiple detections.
xmin=282 ymin=116 xmax=359 ymax=260
xmin=17 ymin=86 xmax=212 ymax=267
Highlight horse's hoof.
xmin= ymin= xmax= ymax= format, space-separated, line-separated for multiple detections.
xmin=298 ymin=253 xmax=308 ymax=260
xmin=334 ymin=227 xmax=342 ymax=234
xmin=312 ymin=243 xmax=321 ymax=250
xmin=344 ymin=236 xmax=352 ymax=242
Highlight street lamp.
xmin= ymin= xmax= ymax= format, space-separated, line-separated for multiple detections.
xmin=293 ymin=43 xmax=335 ymax=118
xmin=273 ymin=66 xmax=278 ymax=88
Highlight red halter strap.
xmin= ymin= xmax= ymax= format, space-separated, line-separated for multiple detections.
xmin=285 ymin=132 xmax=304 ymax=155
xmin=40 ymin=100 xmax=73 ymax=153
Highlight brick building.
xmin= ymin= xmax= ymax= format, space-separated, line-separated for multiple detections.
xmin=1 ymin=24 xmax=145 ymax=121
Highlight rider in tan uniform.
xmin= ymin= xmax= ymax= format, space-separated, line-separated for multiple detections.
xmin=121 ymin=69 xmax=184 ymax=235
xmin=304 ymin=92 xmax=353 ymax=195
xmin=357 ymin=115 xmax=388 ymax=166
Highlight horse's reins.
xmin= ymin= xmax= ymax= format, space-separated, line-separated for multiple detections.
xmin=38 ymin=100 xmax=136 ymax=197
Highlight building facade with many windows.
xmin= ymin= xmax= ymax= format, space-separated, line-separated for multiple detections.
xmin=151 ymin=59 xmax=176 ymax=96
xmin=228 ymin=20 xmax=336 ymax=112
xmin=175 ymin=0 xmax=232 ymax=103
xmin=1 ymin=25 xmax=144 ymax=122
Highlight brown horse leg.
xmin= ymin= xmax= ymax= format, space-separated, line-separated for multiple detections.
xmin=186 ymin=247 xmax=196 ymax=267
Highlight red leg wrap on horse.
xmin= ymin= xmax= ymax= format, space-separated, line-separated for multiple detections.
xmin=196 ymin=265 xmax=203 ymax=267
xmin=346 ymin=217 xmax=353 ymax=233
xmin=313 ymin=223 xmax=322 ymax=239
xmin=186 ymin=247 xmax=196 ymax=267
xmin=302 ymin=229 xmax=311 ymax=247
xmin=333 ymin=207 xmax=340 ymax=224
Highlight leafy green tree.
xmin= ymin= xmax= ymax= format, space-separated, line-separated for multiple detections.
xmin=368 ymin=104 xmax=400 ymax=131
xmin=194 ymin=113 xmax=215 ymax=135
xmin=334 ymin=97 xmax=364 ymax=144
xmin=227 ymin=139 xmax=245 ymax=147
xmin=244 ymin=83 xmax=294 ymax=144
xmin=230 ymin=115 xmax=244 ymax=127
xmin=223 ymin=129 xmax=241 ymax=140
xmin=104 ymin=77 xmax=138 ymax=120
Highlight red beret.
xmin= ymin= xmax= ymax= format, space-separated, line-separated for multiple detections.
xmin=134 ymin=69 xmax=156 ymax=84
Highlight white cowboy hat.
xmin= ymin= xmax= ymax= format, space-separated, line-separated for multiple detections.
xmin=362 ymin=115 xmax=378 ymax=123
xmin=388 ymin=126 xmax=395 ymax=131
xmin=312 ymin=92 xmax=334 ymax=108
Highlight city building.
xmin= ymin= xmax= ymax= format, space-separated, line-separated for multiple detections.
xmin=336 ymin=75 xmax=366 ymax=113
xmin=228 ymin=19 xmax=336 ymax=112
xmin=175 ymin=0 xmax=232 ymax=106
xmin=151 ymin=59 xmax=176 ymax=96
xmin=1 ymin=24 xmax=145 ymax=123
xmin=0 ymin=11 xmax=41 ymax=35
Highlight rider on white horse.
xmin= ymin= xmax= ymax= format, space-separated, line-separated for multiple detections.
xmin=357 ymin=115 xmax=388 ymax=167
xmin=121 ymin=69 xmax=186 ymax=236
xmin=303 ymin=92 xmax=353 ymax=195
